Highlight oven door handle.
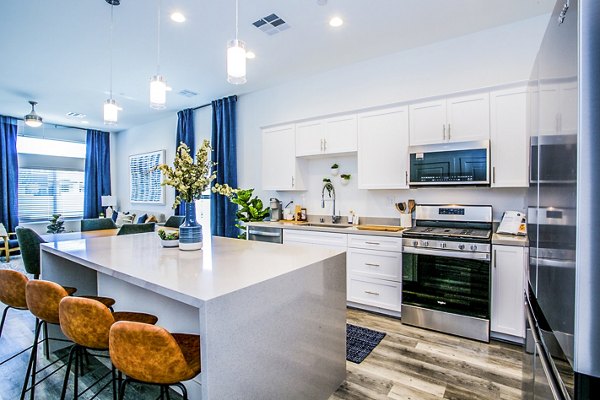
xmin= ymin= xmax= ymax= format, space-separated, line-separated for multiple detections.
xmin=402 ymin=246 xmax=490 ymax=261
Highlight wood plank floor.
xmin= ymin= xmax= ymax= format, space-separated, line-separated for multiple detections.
xmin=2 ymin=259 xmax=527 ymax=399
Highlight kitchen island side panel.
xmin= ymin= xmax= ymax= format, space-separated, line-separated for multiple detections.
xmin=201 ymin=252 xmax=347 ymax=400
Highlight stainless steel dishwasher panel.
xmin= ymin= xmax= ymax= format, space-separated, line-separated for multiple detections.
xmin=247 ymin=226 xmax=283 ymax=244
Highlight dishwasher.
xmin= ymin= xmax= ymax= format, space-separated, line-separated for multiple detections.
xmin=247 ymin=226 xmax=283 ymax=243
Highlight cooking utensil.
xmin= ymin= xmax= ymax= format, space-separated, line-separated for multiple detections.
xmin=408 ymin=199 xmax=416 ymax=214
xmin=395 ymin=202 xmax=406 ymax=214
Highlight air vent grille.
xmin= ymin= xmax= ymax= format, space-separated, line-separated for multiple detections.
xmin=66 ymin=112 xmax=86 ymax=119
xmin=253 ymin=13 xmax=289 ymax=35
xmin=178 ymin=89 xmax=198 ymax=97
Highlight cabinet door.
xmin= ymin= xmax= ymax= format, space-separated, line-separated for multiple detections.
xmin=323 ymin=114 xmax=358 ymax=154
xmin=262 ymin=125 xmax=303 ymax=190
xmin=295 ymin=120 xmax=324 ymax=157
xmin=491 ymin=245 xmax=526 ymax=338
xmin=490 ymin=87 xmax=529 ymax=187
xmin=283 ymin=229 xmax=348 ymax=248
xmin=447 ymin=93 xmax=490 ymax=142
xmin=358 ymin=106 xmax=409 ymax=189
xmin=409 ymin=100 xmax=446 ymax=145
xmin=537 ymin=85 xmax=560 ymax=135
xmin=347 ymin=248 xmax=401 ymax=281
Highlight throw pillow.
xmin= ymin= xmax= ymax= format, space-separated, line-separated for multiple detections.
xmin=137 ymin=213 xmax=148 ymax=224
xmin=116 ymin=212 xmax=134 ymax=227
xmin=145 ymin=215 xmax=158 ymax=223
xmin=111 ymin=210 xmax=118 ymax=223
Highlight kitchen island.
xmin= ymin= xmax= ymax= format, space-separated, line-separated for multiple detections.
xmin=40 ymin=232 xmax=347 ymax=400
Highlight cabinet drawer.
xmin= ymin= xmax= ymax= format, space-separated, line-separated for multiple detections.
xmin=348 ymin=234 xmax=402 ymax=252
xmin=283 ymin=229 xmax=348 ymax=248
xmin=348 ymin=275 xmax=401 ymax=311
xmin=347 ymin=248 xmax=401 ymax=281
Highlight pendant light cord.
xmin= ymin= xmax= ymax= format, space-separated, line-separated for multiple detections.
xmin=156 ymin=0 xmax=161 ymax=73
xmin=235 ymin=0 xmax=239 ymax=39
xmin=109 ymin=4 xmax=114 ymax=99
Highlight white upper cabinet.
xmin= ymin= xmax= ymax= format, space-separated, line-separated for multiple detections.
xmin=537 ymin=81 xmax=578 ymax=135
xmin=357 ymin=106 xmax=410 ymax=189
xmin=262 ymin=125 xmax=306 ymax=191
xmin=490 ymin=87 xmax=529 ymax=187
xmin=409 ymin=93 xmax=490 ymax=145
xmin=295 ymin=114 xmax=357 ymax=157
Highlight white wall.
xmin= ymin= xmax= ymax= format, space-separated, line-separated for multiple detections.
xmin=236 ymin=15 xmax=550 ymax=221
xmin=113 ymin=107 xmax=212 ymax=217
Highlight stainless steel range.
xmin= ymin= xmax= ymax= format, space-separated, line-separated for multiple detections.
xmin=401 ymin=204 xmax=493 ymax=342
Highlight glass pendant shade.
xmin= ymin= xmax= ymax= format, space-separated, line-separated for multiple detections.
xmin=227 ymin=39 xmax=247 ymax=84
xmin=150 ymin=75 xmax=167 ymax=109
xmin=24 ymin=101 xmax=43 ymax=128
xmin=103 ymin=99 xmax=118 ymax=125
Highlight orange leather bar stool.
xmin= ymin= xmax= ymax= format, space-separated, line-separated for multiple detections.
xmin=58 ymin=297 xmax=158 ymax=400
xmin=109 ymin=321 xmax=201 ymax=400
xmin=0 ymin=270 xmax=32 ymax=365
xmin=21 ymin=280 xmax=115 ymax=400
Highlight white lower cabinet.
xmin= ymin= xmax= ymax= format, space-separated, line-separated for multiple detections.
xmin=347 ymin=234 xmax=402 ymax=314
xmin=282 ymin=230 xmax=402 ymax=316
xmin=491 ymin=245 xmax=527 ymax=339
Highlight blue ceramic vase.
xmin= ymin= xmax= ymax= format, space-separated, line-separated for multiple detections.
xmin=178 ymin=201 xmax=203 ymax=251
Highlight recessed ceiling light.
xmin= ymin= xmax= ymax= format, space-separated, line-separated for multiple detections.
xmin=329 ymin=16 xmax=343 ymax=27
xmin=171 ymin=12 xmax=186 ymax=23
xmin=246 ymin=51 xmax=256 ymax=59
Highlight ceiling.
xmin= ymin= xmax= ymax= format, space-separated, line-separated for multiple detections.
xmin=0 ymin=0 xmax=554 ymax=132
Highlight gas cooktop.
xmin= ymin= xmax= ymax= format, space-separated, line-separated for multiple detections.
xmin=403 ymin=226 xmax=492 ymax=240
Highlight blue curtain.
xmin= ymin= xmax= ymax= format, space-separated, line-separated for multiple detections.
xmin=175 ymin=108 xmax=195 ymax=216
xmin=83 ymin=130 xmax=111 ymax=218
xmin=0 ymin=116 xmax=19 ymax=232
xmin=211 ymin=95 xmax=238 ymax=238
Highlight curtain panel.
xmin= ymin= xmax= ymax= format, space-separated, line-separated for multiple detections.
xmin=0 ymin=116 xmax=19 ymax=231
xmin=175 ymin=108 xmax=195 ymax=216
xmin=211 ymin=95 xmax=238 ymax=238
xmin=83 ymin=129 xmax=111 ymax=218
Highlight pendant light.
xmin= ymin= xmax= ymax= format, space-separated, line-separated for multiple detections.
xmin=24 ymin=101 xmax=43 ymax=128
xmin=150 ymin=0 xmax=167 ymax=109
xmin=227 ymin=0 xmax=247 ymax=84
xmin=104 ymin=0 xmax=120 ymax=125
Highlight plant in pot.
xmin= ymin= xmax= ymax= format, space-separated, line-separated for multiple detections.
xmin=47 ymin=214 xmax=65 ymax=234
xmin=340 ymin=174 xmax=351 ymax=186
xmin=213 ymin=184 xmax=270 ymax=239
xmin=154 ymin=140 xmax=218 ymax=251
xmin=158 ymin=229 xmax=179 ymax=247
xmin=330 ymin=163 xmax=339 ymax=176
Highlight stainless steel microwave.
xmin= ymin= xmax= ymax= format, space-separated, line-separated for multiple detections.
xmin=408 ymin=140 xmax=490 ymax=186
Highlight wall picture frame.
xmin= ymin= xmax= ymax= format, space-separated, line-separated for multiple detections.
xmin=129 ymin=150 xmax=165 ymax=204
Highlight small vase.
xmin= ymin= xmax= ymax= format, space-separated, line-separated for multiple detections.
xmin=331 ymin=168 xmax=339 ymax=176
xmin=179 ymin=201 xmax=203 ymax=251
xmin=161 ymin=239 xmax=179 ymax=248
xmin=341 ymin=178 xmax=350 ymax=186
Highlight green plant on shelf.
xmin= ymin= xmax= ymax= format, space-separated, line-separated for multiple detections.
xmin=341 ymin=174 xmax=351 ymax=180
xmin=47 ymin=214 xmax=65 ymax=234
xmin=158 ymin=229 xmax=179 ymax=241
xmin=331 ymin=163 xmax=339 ymax=169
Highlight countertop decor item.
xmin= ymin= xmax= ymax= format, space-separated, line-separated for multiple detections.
xmin=158 ymin=229 xmax=179 ymax=247
xmin=331 ymin=163 xmax=339 ymax=176
xmin=340 ymin=174 xmax=351 ymax=186
xmin=155 ymin=140 xmax=217 ymax=250
xmin=212 ymin=185 xmax=270 ymax=239
xmin=46 ymin=214 xmax=65 ymax=234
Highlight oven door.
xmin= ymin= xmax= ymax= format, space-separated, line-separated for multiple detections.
xmin=402 ymin=248 xmax=490 ymax=319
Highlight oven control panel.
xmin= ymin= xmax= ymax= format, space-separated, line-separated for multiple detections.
xmin=402 ymin=238 xmax=491 ymax=259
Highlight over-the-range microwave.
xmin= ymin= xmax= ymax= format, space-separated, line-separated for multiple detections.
xmin=408 ymin=140 xmax=490 ymax=186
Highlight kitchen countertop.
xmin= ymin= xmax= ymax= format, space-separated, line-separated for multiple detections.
xmin=246 ymin=221 xmax=407 ymax=237
xmin=492 ymin=232 xmax=529 ymax=247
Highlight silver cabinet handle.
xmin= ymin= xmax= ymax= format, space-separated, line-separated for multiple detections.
xmin=493 ymin=167 xmax=496 ymax=184
xmin=291 ymin=176 xmax=295 ymax=187
xmin=442 ymin=124 xmax=446 ymax=140
xmin=365 ymin=241 xmax=380 ymax=245
xmin=364 ymin=291 xmax=380 ymax=296
xmin=493 ymin=249 xmax=497 ymax=267
xmin=320 ymin=138 xmax=324 ymax=152
xmin=365 ymin=263 xmax=380 ymax=267
xmin=405 ymin=171 xmax=408 ymax=185
xmin=324 ymin=138 xmax=327 ymax=152
xmin=448 ymin=123 xmax=451 ymax=140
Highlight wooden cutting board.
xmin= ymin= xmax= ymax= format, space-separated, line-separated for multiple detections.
xmin=276 ymin=220 xmax=308 ymax=225
xmin=356 ymin=225 xmax=403 ymax=232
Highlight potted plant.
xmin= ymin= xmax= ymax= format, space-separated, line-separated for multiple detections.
xmin=158 ymin=229 xmax=179 ymax=247
xmin=340 ymin=174 xmax=351 ymax=186
xmin=213 ymin=184 xmax=270 ymax=239
xmin=330 ymin=163 xmax=339 ymax=176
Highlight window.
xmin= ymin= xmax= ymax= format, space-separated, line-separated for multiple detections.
xmin=17 ymin=134 xmax=86 ymax=222
xmin=18 ymin=169 xmax=85 ymax=222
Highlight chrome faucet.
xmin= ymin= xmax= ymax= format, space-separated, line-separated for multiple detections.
xmin=321 ymin=182 xmax=341 ymax=223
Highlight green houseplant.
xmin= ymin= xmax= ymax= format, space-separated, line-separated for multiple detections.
xmin=213 ymin=184 xmax=270 ymax=239
xmin=47 ymin=214 xmax=65 ymax=234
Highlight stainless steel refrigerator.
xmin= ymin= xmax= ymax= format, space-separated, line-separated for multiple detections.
xmin=525 ymin=0 xmax=600 ymax=399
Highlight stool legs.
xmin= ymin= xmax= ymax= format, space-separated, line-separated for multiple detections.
xmin=0 ymin=305 xmax=10 ymax=339
xmin=20 ymin=319 xmax=43 ymax=400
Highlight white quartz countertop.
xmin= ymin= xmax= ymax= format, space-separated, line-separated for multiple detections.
xmin=41 ymin=232 xmax=344 ymax=306
xmin=246 ymin=221 xmax=407 ymax=237
xmin=492 ymin=232 xmax=529 ymax=247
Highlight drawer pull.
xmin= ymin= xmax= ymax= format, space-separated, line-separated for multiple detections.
xmin=365 ymin=263 xmax=380 ymax=267
xmin=437 ymin=300 xmax=447 ymax=305
xmin=364 ymin=290 xmax=380 ymax=296
xmin=365 ymin=242 xmax=380 ymax=245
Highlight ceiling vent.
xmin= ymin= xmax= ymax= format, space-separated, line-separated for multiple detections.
xmin=178 ymin=89 xmax=198 ymax=97
xmin=253 ymin=13 xmax=289 ymax=35
xmin=66 ymin=112 xmax=86 ymax=119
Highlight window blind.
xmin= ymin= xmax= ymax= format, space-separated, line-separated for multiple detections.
xmin=18 ymin=168 xmax=85 ymax=222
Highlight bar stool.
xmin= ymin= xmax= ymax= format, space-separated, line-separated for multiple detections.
xmin=21 ymin=280 xmax=115 ymax=400
xmin=109 ymin=321 xmax=201 ymax=400
xmin=58 ymin=297 xmax=158 ymax=400
xmin=0 ymin=270 xmax=32 ymax=365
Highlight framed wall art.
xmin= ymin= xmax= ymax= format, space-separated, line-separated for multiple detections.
xmin=129 ymin=150 xmax=165 ymax=204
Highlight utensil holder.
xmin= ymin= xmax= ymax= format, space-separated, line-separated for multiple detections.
xmin=400 ymin=214 xmax=412 ymax=228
